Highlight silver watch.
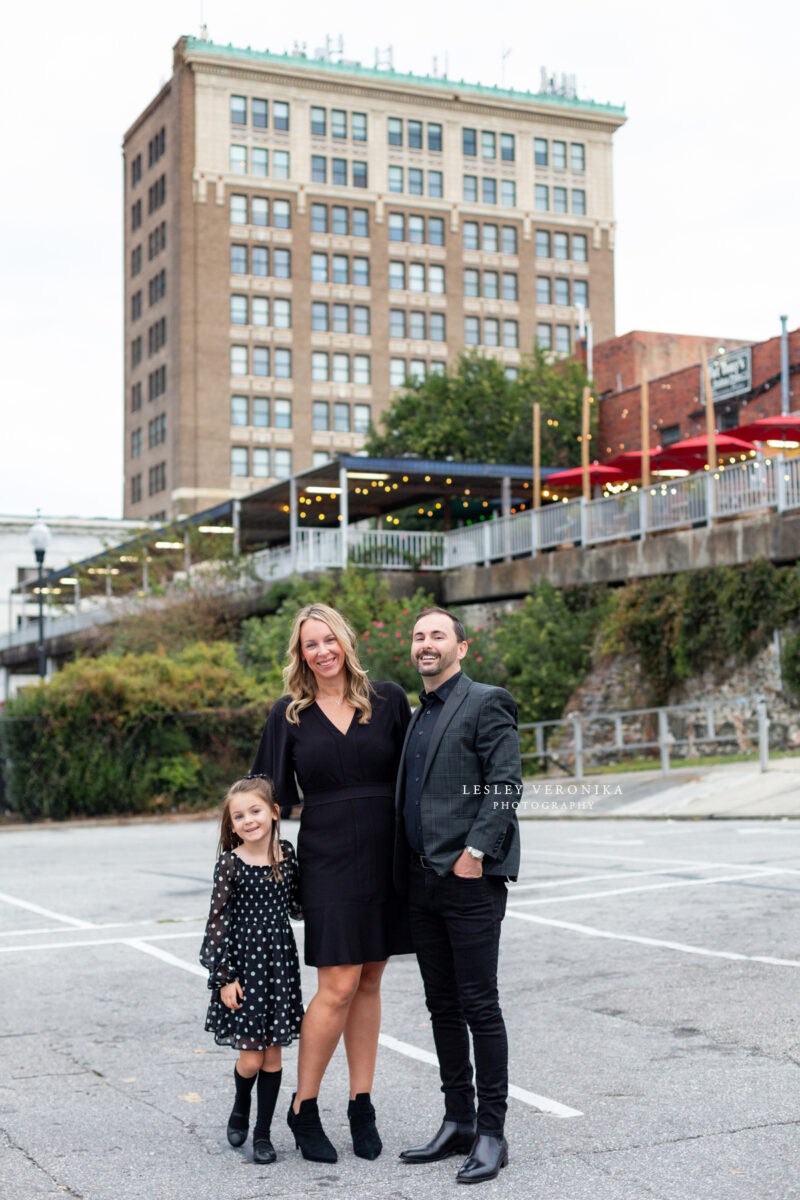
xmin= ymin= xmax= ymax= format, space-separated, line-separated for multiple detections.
xmin=465 ymin=846 xmax=485 ymax=860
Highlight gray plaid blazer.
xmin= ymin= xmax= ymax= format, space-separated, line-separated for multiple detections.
xmin=393 ymin=672 xmax=522 ymax=887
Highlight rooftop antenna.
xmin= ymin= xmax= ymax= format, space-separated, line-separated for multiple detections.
xmin=374 ymin=45 xmax=394 ymax=71
xmin=199 ymin=0 xmax=208 ymax=41
xmin=500 ymin=46 xmax=511 ymax=88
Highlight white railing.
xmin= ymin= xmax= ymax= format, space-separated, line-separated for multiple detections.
xmin=5 ymin=456 xmax=800 ymax=656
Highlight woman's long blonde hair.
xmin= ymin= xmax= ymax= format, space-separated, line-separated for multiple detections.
xmin=284 ymin=603 xmax=373 ymax=726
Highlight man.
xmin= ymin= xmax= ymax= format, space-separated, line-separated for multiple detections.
xmin=395 ymin=606 xmax=521 ymax=1185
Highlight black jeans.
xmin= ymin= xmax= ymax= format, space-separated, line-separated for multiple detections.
xmin=407 ymin=855 xmax=508 ymax=1136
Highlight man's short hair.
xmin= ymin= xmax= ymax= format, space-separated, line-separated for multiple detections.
xmin=413 ymin=606 xmax=466 ymax=643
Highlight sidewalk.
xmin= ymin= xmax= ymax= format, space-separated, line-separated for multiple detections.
xmin=519 ymin=756 xmax=800 ymax=819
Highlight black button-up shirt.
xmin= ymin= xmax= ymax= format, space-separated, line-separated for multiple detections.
xmin=403 ymin=672 xmax=461 ymax=852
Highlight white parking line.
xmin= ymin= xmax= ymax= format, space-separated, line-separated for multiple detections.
xmin=506 ymin=910 xmax=800 ymax=967
xmin=508 ymin=868 xmax=789 ymax=907
xmin=511 ymin=864 xmax=742 ymax=892
xmin=0 ymin=931 xmax=201 ymax=953
xmin=125 ymin=937 xmax=207 ymax=977
xmin=0 ymin=916 xmax=204 ymax=938
xmin=0 ymin=890 xmax=96 ymax=929
xmin=528 ymin=850 xmax=800 ymax=875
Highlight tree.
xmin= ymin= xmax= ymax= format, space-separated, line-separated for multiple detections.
xmin=366 ymin=349 xmax=593 ymax=468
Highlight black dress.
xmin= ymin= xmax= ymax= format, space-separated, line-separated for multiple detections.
xmin=200 ymin=840 xmax=304 ymax=1049
xmin=250 ymin=680 xmax=412 ymax=967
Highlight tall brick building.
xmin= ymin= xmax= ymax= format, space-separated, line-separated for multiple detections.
xmin=597 ymin=327 xmax=800 ymax=458
xmin=122 ymin=35 xmax=625 ymax=519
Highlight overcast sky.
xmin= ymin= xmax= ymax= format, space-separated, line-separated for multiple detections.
xmin=2 ymin=0 xmax=797 ymax=519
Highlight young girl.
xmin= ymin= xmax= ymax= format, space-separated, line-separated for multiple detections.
xmin=200 ymin=776 xmax=303 ymax=1163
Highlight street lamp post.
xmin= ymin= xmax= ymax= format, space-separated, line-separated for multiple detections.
xmin=28 ymin=518 xmax=51 ymax=680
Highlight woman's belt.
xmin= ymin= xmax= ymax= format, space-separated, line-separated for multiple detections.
xmin=301 ymin=783 xmax=395 ymax=806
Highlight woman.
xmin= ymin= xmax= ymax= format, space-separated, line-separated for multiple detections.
xmin=250 ymin=603 xmax=412 ymax=1164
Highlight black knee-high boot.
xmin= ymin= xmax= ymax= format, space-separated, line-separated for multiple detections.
xmin=227 ymin=1067 xmax=257 ymax=1147
xmin=253 ymin=1069 xmax=282 ymax=1164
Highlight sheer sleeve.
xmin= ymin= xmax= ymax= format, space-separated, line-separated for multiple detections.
xmin=281 ymin=840 xmax=303 ymax=921
xmin=250 ymin=698 xmax=300 ymax=811
xmin=199 ymin=853 xmax=240 ymax=991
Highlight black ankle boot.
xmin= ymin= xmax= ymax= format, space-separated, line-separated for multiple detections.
xmin=287 ymin=1092 xmax=338 ymax=1162
xmin=348 ymin=1092 xmax=382 ymax=1160
xmin=252 ymin=1068 xmax=281 ymax=1164
xmin=227 ymin=1067 xmax=256 ymax=1147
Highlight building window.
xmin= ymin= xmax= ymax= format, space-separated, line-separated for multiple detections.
xmin=484 ymin=318 xmax=499 ymax=346
xmin=273 ymin=199 xmax=291 ymax=229
xmin=428 ymin=171 xmax=443 ymax=198
xmin=273 ymin=101 xmax=289 ymax=131
xmin=274 ymin=348 xmax=292 ymax=379
xmin=252 ymin=448 xmax=270 ymax=478
xmin=388 ymin=166 xmax=403 ymax=193
xmin=408 ymin=168 xmax=424 ymax=196
xmin=131 ymin=474 xmax=142 ymax=504
xmin=332 ymin=254 xmax=349 ymax=284
xmin=428 ymin=264 xmax=445 ymax=294
xmin=312 ymin=155 xmax=327 ymax=183
xmin=231 ymin=447 xmax=249 ymax=477
xmin=408 ymin=215 xmax=424 ymax=245
xmin=252 ymin=148 xmax=268 ymax=177
xmin=274 ymin=397 xmax=292 ymax=426
xmin=131 ymin=336 xmax=142 ymax=367
xmin=571 ymin=143 xmax=585 ymax=171
xmin=332 ymin=303 xmax=350 ymax=332
xmin=352 ymin=257 xmax=370 ymax=286
xmin=252 ymin=197 xmax=269 ymax=226
xmin=535 ymin=185 xmax=549 ymax=212
xmin=352 ymin=112 xmax=367 ymax=141
xmin=537 ymin=323 xmax=552 ymax=350
xmin=389 ymin=261 xmax=406 ymax=290
xmin=332 ymin=206 xmax=348 ymax=235
xmin=572 ymin=189 xmax=586 ymax=215
xmin=130 ymin=154 xmax=142 ymax=187
xmin=130 ymin=428 xmax=142 ymax=458
xmin=274 ymin=449 xmax=292 ymax=479
xmin=501 ymin=225 xmax=518 ymax=254
xmin=429 ymin=360 xmax=446 ymax=377
xmin=428 ymin=216 xmax=444 ymax=246
xmin=573 ymin=280 xmax=588 ymax=307
xmin=388 ymin=117 xmax=403 ymax=146
xmin=231 ymin=395 xmax=249 ymax=425
xmin=230 ymin=145 xmax=247 ymax=174
xmin=230 ymin=295 xmax=248 ymax=325
xmin=573 ymin=233 xmax=588 ymax=262
xmin=332 ymin=158 xmax=347 ymax=187
xmin=252 ymin=297 xmax=269 ymax=326
xmin=481 ymin=131 xmax=496 ymax=160
xmin=482 ymin=177 xmax=497 ymax=204
xmin=463 ymin=175 xmax=478 ymax=202
xmin=390 ymin=358 xmax=407 ymax=386
xmin=131 ymin=381 xmax=142 ymax=412
xmin=534 ymin=138 xmax=548 ymax=167
xmin=332 ymin=353 xmax=350 ymax=384
xmin=253 ymin=346 xmax=270 ymax=376
xmin=352 ymin=161 xmax=368 ymax=188
xmin=553 ymin=140 xmax=567 ymax=169
xmin=312 ymin=352 xmax=329 ymax=381
xmin=273 ymin=150 xmax=290 ymax=179
xmin=553 ymin=187 xmax=568 ymax=214
xmin=352 ymin=208 xmax=369 ymax=237
xmin=131 ymin=290 xmax=142 ymax=321
xmin=131 ymin=199 xmax=142 ymax=230
xmin=312 ymin=301 xmax=329 ymax=331
xmin=409 ymin=360 xmax=426 ymax=382
xmin=131 ymin=244 xmax=142 ymax=276
xmin=463 ymin=127 xmax=477 ymax=157
xmin=313 ymin=400 xmax=329 ymax=430
xmin=273 ymin=248 xmax=291 ymax=278
xmin=501 ymin=180 xmax=516 ymax=207
xmin=273 ymin=298 xmax=291 ymax=329
xmin=404 ymin=119 xmax=421 ymax=149
xmin=554 ymin=278 xmax=570 ymax=306
xmin=428 ymin=123 xmax=443 ymax=152
xmin=253 ymin=397 xmax=269 ymax=426
xmin=390 ymin=309 xmax=406 ymax=338
xmin=504 ymin=366 xmax=518 ymax=381
xmin=311 ymin=203 xmax=328 ymax=233
xmin=252 ymin=246 xmax=269 ymax=275
xmin=408 ymin=262 xmax=425 ymax=293
xmin=459 ymin=221 xmax=477 ymax=251
xmin=482 ymin=223 xmax=498 ymax=252
xmin=231 ymin=244 xmax=247 ymax=273
xmin=230 ymin=95 xmax=247 ymax=125
xmin=536 ymin=277 xmax=552 ymax=304
xmin=311 ymin=106 xmax=327 ymax=136
xmin=354 ymin=403 xmax=371 ymax=432
xmin=429 ymin=312 xmax=446 ymax=342
xmin=662 ymin=424 xmax=681 ymax=445
xmin=353 ymin=355 xmax=370 ymax=384
xmin=503 ymin=319 xmax=519 ymax=348
xmin=313 ymin=451 xmax=331 ymax=467
xmin=483 ymin=270 xmax=499 ymax=300
xmin=465 ymin=316 xmax=480 ymax=346
xmin=500 ymin=133 xmax=515 ymax=163
xmin=408 ymin=310 xmax=426 ymax=340
xmin=332 ymin=402 xmax=350 ymax=432
xmin=230 ymin=194 xmax=247 ymax=224
xmin=353 ymin=305 xmax=370 ymax=334
xmin=252 ymin=98 xmax=268 ymax=128
xmin=555 ymin=325 xmax=571 ymax=354
xmin=502 ymin=272 xmax=518 ymax=301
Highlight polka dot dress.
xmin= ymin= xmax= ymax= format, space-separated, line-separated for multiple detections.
xmin=200 ymin=841 xmax=304 ymax=1050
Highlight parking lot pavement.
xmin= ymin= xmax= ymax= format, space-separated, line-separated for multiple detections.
xmin=1 ymin=817 xmax=799 ymax=1200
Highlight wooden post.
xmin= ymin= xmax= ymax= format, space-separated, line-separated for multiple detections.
xmin=581 ymin=386 xmax=591 ymax=502
xmin=533 ymin=401 xmax=541 ymax=509
xmin=701 ymin=353 xmax=717 ymax=472
xmin=640 ymin=366 xmax=651 ymax=487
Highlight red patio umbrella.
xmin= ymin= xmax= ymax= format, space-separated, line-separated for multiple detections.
xmin=605 ymin=448 xmax=697 ymax=478
xmin=730 ymin=415 xmax=800 ymax=447
xmin=546 ymin=463 xmax=629 ymax=489
xmin=666 ymin=434 xmax=757 ymax=467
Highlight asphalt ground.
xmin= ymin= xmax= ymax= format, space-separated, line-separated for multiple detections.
xmin=1 ymin=817 xmax=799 ymax=1200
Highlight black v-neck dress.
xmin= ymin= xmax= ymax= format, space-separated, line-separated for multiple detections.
xmin=250 ymin=680 xmax=413 ymax=967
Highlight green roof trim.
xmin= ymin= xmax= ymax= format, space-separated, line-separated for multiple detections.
xmin=182 ymin=37 xmax=626 ymax=117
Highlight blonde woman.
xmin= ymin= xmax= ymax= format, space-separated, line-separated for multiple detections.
xmin=250 ymin=603 xmax=412 ymax=1164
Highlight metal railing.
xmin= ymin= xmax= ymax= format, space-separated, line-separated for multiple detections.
xmin=519 ymin=695 xmax=770 ymax=780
